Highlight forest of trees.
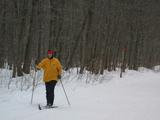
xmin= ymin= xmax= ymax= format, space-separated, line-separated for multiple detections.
xmin=0 ymin=0 xmax=160 ymax=77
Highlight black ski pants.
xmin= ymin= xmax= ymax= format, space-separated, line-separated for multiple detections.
xmin=45 ymin=80 xmax=57 ymax=106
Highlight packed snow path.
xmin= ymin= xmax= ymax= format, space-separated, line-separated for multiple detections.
xmin=0 ymin=69 xmax=160 ymax=120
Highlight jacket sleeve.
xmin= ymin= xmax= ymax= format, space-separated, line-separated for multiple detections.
xmin=56 ymin=59 xmax=62 ymax=75
xmin=36 ymin=59 xmax=46 ymax=70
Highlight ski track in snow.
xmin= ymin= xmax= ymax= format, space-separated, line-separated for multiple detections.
xmin=0 ymin=69 xmax=160 ymax=120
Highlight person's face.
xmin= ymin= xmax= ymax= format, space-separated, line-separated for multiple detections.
xmin=48 ymin=54 xmax=53 ymax=58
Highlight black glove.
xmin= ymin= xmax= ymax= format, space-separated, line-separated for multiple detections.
xmin=35 ymin=59 xmax=41 ymax=71
xmin=35 ymin=59 xmax=39 ymax=65
xmin=58 ymin=75 xmax=61 ymax=79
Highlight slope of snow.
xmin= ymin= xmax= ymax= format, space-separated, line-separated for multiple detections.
xmin=0 ymin=68 xmax=160 ymax=120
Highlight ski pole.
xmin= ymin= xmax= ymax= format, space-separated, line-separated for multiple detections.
xmin=59 ymin=78 xmax=71 ymax=106
xmin=31 ymin=69 xmax=37 ymax=104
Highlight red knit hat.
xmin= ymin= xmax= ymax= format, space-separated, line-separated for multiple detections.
xmin=47 ymin=50 xmax=54 ymax=54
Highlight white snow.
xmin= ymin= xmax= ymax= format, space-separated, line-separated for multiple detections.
xmin=0 ymin=68 xmax=160 ymax=120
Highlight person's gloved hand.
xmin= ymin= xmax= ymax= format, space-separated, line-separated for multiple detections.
xmin=35 ymin=59 xmax=39 ymax=65
xmin=58 ymin=75 xmax=61 ymax=79
xmin=35 ymin=60 xmax=41 ymax=71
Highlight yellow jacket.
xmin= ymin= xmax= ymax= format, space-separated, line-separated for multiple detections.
xmin=36 ymin=58 xmax=62 ymax=82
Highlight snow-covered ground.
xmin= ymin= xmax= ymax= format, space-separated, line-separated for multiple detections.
xmin=0 ymin=68 xmax=160 ymax=120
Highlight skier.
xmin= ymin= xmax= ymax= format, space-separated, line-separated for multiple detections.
xmin=36 ymin=50 xmax=62 ymax=108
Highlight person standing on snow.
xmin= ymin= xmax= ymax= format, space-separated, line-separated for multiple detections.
xmin=36 ymin=50 xmax=62 ymax=107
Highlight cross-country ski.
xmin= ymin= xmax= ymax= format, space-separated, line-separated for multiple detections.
xmin=38 ymin=104 xmax=58 ymax=110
